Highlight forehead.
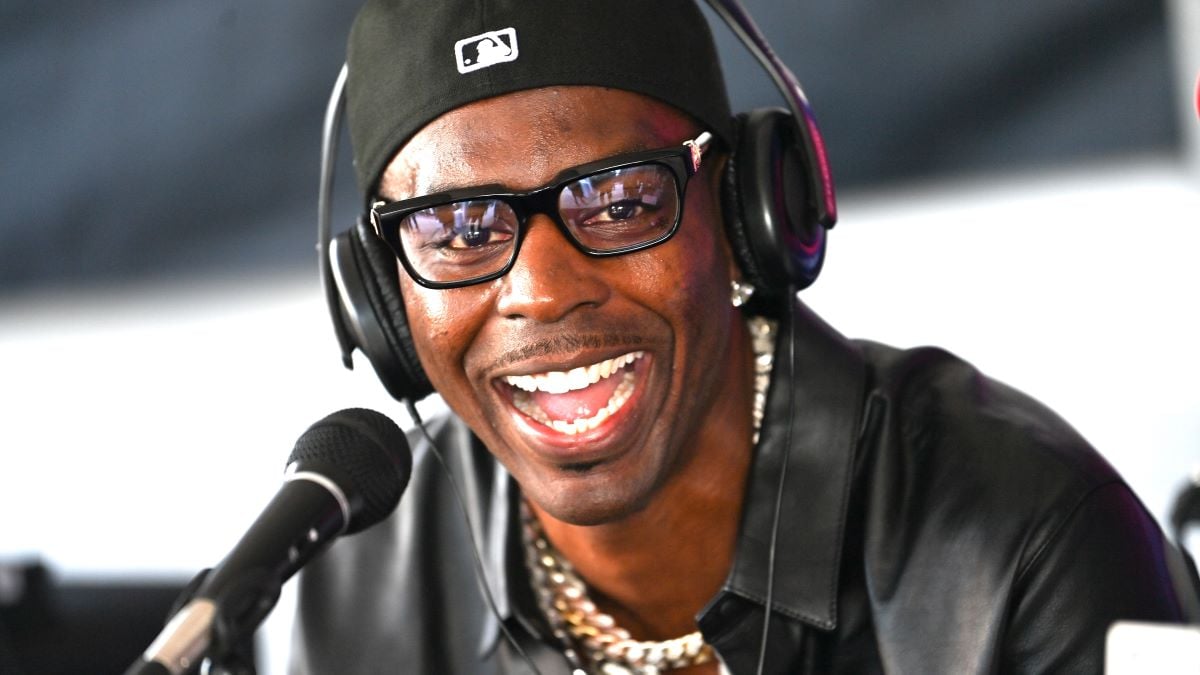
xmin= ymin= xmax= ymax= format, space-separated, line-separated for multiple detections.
xmin=378 ymin=86 xmax=700 ymax=200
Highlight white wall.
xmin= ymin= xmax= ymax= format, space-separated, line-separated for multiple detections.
xmin=1 ymin=158 xmax=1196 ymax=673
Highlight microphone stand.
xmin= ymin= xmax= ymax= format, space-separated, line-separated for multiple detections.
xmin=125 ymin=567 xmax=271 ymax=675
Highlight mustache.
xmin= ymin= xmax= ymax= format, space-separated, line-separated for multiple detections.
xmin=492 ymin=333 xmax=646 ymax=370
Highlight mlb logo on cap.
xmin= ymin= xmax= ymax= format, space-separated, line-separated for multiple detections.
xmin=455 ymin=27 xmax=519 ymax=74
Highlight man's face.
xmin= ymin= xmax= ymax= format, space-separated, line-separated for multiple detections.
xmin=380 ymin=87 xmax=746 ymax=525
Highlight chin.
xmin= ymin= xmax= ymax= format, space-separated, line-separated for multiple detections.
xmin=525 ymin=465 xmax=656 ymax=526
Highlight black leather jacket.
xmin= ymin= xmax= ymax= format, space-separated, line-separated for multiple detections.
xmin=292 ymin=302 xmax=1189 ymax=674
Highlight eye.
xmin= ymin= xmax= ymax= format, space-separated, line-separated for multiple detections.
xmin=566 ymin=168 xmax=669 ymax=227
xmin=402 ymin=199 xmax=517 ymax=253
xmin=445 ymin=222 xmax=513 ymax=249
xmin=588 ymin=200 xmax=646 ymax=223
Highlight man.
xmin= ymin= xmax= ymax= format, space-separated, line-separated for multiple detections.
xmin=293 ymin=1 xmax=1191 ymax=673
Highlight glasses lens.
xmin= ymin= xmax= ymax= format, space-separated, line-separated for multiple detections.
xmin=397 ymin=199 xmax=519 ymax=283
xmin=557 ymin=163 xmax=680 ymax=251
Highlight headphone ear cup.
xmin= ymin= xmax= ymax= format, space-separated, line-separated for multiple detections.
xmin=724 ymin=108 xmax=827 ymax=301
xmin=328 ymin=221 xmax=434 ymax=401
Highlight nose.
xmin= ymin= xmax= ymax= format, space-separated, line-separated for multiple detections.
xmin=495 ymin=214 xmax=610 ymax=322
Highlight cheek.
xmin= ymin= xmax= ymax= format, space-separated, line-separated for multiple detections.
xmin=400 ymin=278 xmax=493 ymax=387
xmin=620 ymin=242 xmax=724 ymax=331
xmin=666 ymin=197 xmax=740 ymax=384
xmin=620 ymin=201 xmax=735 ymax=384
xmin=668 ymin=194 xmax=734 ymax=318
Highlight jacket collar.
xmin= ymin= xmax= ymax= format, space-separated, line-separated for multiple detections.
xmin=722 ymin=299 xmax=866 ymax=630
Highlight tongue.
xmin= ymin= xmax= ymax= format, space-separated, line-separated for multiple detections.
xmin=530 ymin=370 xmax=627 ymax=422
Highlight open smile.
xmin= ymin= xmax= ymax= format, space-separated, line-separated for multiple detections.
xmin=502 ymin=351 xmax=645 ymax=436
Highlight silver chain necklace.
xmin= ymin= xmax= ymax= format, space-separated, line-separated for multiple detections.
xmin=522 ymin=317 xmax=776 ymax=675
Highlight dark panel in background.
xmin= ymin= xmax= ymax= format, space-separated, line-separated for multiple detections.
xmin=720 ymin=0 xmax=1178 ymax=183
xmin=0 ymin=1 xmax=1178 ymax=294
xmin=1 ymin=1 xmax=361 ymax=293
xmin=0 ymin=562 xmax=192 ymax=675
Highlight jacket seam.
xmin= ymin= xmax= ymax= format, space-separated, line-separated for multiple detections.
xmin=1012 ymin=479 xmax=1124 ymax=587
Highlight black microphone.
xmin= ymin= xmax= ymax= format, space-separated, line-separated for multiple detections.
xmin=126 ymin=408 xmax=412 ymax=675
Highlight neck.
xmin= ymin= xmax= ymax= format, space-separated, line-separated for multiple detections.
xmin=529 ymin=317 xmax=758 ymax=640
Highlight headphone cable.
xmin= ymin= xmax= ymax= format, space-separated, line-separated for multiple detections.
xmin=404 ymin=399 xmax=547 ymax=675
xmin=755 ymin=290 xmax=797 ymax=675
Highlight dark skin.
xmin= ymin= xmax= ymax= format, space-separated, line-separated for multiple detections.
xmin=379 ymin=87 xmax=757 ymax=671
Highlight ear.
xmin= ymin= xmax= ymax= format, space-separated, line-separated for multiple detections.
xmin=705 ymin=151 xmax=746 ymax=290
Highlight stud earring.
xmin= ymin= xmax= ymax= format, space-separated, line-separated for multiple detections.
xmin=730 ymin=280 xmax=755 ymax=308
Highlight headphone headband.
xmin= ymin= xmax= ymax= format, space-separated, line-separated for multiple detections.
xmin=702 ymin=0 xmax=836 ymax=228
xmin=318 ymin=64 xmax=356 ymax=369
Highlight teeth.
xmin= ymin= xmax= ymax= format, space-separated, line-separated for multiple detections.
xmin=511 ymin=370 xmax=637 ymax=435
xmin=503 ymin=351 xmax=644 ymax=394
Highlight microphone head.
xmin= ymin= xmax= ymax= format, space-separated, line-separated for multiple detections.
xmin=287 ymin=408 xmax=412 ymax=534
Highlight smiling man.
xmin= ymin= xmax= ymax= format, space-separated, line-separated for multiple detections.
xmin=292 ymin=1 xmax=1192 ymax=674
xmin=376 ymin=87 xmax=750 ymax=531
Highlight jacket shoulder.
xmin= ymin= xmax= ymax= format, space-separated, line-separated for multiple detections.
xmin=855 ymin=340 xmax=1119 ymax=495
xmin=850 ymin=341 xmax=1140 ymax=579
xmin=846 ymin=342 xmax=1180 ymax=671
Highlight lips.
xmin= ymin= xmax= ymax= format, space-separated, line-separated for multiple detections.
xmin=501 ymin=351 xmax=646 ymax=436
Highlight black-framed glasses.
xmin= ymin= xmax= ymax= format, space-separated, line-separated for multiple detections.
xmin=370 ymin=131 xmax=713 ymax=289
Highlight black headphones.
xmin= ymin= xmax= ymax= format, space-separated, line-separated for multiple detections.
xmin=318 ymin=0 xmax=838 ymax=403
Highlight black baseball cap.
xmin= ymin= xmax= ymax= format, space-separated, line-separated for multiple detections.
xmin=346 ymin=0 xmax=733 ymax=195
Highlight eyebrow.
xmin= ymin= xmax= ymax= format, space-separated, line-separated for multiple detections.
xmin=419 ymin=178 xmax=503 ymax=198
xmin=407 ymin=139 xmax=663 ymax=200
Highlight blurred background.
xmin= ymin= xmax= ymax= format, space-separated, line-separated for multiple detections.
xmin=1 ymin=0 xmax=1197 ymax=673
